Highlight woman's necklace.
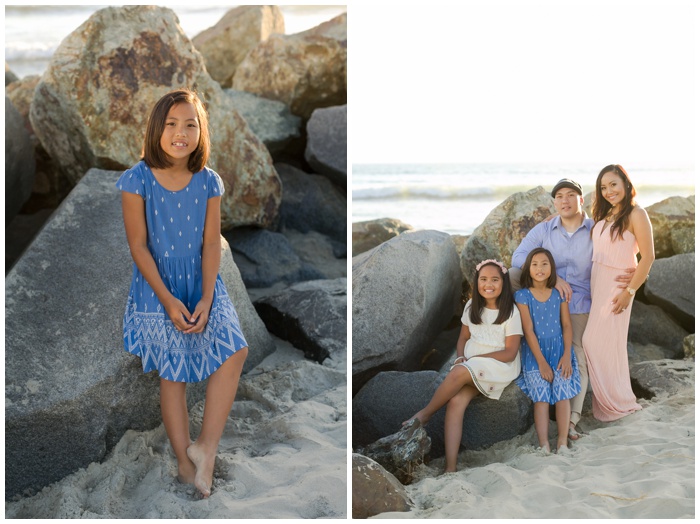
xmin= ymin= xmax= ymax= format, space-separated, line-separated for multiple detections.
xmin=605 ymin=208 xmax=619 ymax=222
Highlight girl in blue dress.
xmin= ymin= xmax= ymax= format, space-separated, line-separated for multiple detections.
xmin=515 ymin=248 xmax=581 ymax=453
xmin=117 ymin=89 xmax=248 ymax=498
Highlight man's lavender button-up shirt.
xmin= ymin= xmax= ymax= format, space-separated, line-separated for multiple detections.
xmin=511 ymin=215 xmax=594 ymax=315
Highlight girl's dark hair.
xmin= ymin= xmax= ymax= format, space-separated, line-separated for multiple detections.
xmin=469 ymin=262 xmax=515 ymax=325
xmin=520 ymin=248 xmax=558 ymax=289
xmin=591 ymin=164 xmax=636 ymax=241
xmin=142 ymin=88 xmax=210 ymax=173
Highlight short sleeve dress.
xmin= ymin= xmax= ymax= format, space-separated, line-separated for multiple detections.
xmin=514 ymin=288 xmax=581 ymax=404
xmin=451 ymin=300 xmax=523 ymax=400
xmin=116 ymin=160 xmax=248 ymax=383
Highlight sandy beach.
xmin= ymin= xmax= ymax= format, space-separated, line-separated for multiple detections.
xmin=5 ymin=336 xmax=347 ymax=519
xmin=369 ymin=373 xmax=694 ymax=519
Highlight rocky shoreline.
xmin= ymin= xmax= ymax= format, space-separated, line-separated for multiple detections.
xmin=351 ymin=190 xmax=694 ymax=518
xmin=5 ymin=5 xmax=347 ymax=518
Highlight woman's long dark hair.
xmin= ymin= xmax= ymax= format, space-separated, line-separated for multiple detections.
xmin=592 ymin=164 xmax=637 ymax=241
xmin=469 ymin=261 xmax=515 ymax=325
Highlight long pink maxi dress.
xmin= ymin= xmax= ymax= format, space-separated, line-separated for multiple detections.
xmin=582 ymin=221 xmax=642 ymax=421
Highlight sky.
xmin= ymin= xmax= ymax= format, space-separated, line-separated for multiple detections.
xmin=350 ymin=1 xmax=696 ymax=165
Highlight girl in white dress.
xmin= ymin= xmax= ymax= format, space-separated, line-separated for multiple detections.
xmin=404 ymin=259 xmax=523 ymax=472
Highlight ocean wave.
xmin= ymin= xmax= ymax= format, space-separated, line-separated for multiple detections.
xmin=351 ymin=186 xmax=513 ymax=201
xmin=5 ymin=44 xmax=58 ymax=63
xmin=352 ymin=182 xmax=694 ymax=202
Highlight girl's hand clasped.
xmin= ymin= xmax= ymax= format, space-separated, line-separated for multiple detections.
xmin=557 ymin=355 xmax=573 ymax=379
xmin=183 ymin=299 xmax=212 ymax=334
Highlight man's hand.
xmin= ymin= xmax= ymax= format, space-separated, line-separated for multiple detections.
xmin=555 ymin=276 xmax=573 ymax=303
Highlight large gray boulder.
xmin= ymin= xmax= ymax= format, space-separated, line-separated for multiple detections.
xmin=305 ymin=105 xmax=347 ymax=186
xmin=352 ymin=231 xmax=462 ymax=393
xmin=225 ymin=228 xmax=325 ymax=288
xmin=254 ymin=278 xmax=347 ymax=364
xmin=461 ymin=186 xmax=555 ymax=283
xmin=5 ymin=168 xmax=274 ymax=499
xmin=276 ymin=162 xmax=346 ymax=243
xmin=352 ymin=454 xmax=412 ymax=519
xmin=629 ymin=359 xmax=694 ymax=398
xmin=628 ymin=301 xmax=688 ymax=359
xmin=646 ymin=196 xmax=695 ymax=258
xmin=5 ymin=97 xmax=35 ymax=222
xmin=224 ymin=89 xmax=302 ymax=159
xmin=232 ymin=33 xmax=347 ymax=120
xmin=29 ymin=5 xmax=281 ymax=229
xmin=192 ymin=6 xmax=285 ymax=88
xmin=353 ymin=370 xmax=533 ymax=457
xmin=643 ymin=253 xmax=694 ymax=332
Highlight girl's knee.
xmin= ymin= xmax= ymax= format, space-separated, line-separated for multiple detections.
xmin=235 ymin=346 xmax=248 ymax=361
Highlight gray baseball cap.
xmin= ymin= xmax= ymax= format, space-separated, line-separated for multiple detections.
xmin=551 ymin=178 xmax=583 ymax=197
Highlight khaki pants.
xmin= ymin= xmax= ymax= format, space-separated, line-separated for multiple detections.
xmin=508 ymin=267 xmax=589 ymax=427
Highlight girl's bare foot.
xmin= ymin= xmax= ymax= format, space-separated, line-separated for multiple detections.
xmin=177 ymin=459 xmax=197 ymax=485
xmin=538 ymin=442 xmax=551 ymax=454
xmin=186 ymin=442 xmax=215 ymax=498
xmin=402 ymin=412 xmax=429 ymax=428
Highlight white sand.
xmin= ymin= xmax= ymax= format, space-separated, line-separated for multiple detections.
xmin=5 ymin=336 xmax=347 ymax=519
xmin=372 ymin=379 xmax=694 ymax=519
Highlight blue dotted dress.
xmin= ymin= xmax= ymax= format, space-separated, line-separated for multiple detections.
xmin=116 ymin=160 xmax=248 ymax=383
xmin=515 ymin=288 xmax=581 ymax=404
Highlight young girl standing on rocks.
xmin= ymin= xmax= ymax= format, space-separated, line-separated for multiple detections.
xmin=515 ymin=248 xmax=581 ymax=453
xmin=117 ymin=89 xmax=248 ymax=498
xmin=404 ymin=260 xmax=523 ymax=472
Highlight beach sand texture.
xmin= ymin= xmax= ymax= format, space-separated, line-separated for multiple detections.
xmin=5 ymin=338 xmax=347 ymax=519
xmin=370 ymin=376 xmax=694 ymax=519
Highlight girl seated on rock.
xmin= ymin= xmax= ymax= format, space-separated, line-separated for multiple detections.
xmin=404 ymin=259 xmax=523 ymax=472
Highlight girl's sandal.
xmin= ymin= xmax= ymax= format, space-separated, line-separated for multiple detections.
xmin=568 ymin=425 xmax=581 ymax=441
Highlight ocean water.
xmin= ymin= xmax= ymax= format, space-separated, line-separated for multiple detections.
xmin=352 ymin=163 xmax=696 ymax=235
xmin=5 ymin=4 xmax=347 ymax=78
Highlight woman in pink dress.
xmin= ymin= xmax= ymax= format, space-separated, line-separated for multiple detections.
xmin=582 ymin=164 xmax=655 ymax=421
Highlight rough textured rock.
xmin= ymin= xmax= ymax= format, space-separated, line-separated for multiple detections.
xmin=225 ymin=228 xmax=325 ymax=288
xmin=282 ymin=229 xmax=347 ymax=280
xmin=627 ymin=341 xmax=671 ymax=364
xmin=683 ymin=334 xmax=694 ymax=360
xmin=352 ymin=231 xmax=462 ymax=393
xmin=294 ymin=12 xmax=347 ymax=42
xmin=630 ymin=359 xmax=694 ymax=398
xmin=224 ymin=89 xmax=302 ymax=158
xmin=29 ymin=5 xmax=280 ymax=229
xmin=353 ymin=371 xmax=533 ymax=457
xmin=352 ymin=454 xmax=412 ymax=519
xmin=6 ymin=75 xmax=70 ymax=208
xmin=305 ymin=104 xmax=347 ymax=185
xmin=643 ymin=253 xmax=694 ymax=332
xmin=276 ymin=162 xmax=346 ymax=243
xmin=352 ymin=218 xmax=414 ymax=257
xmin=254 ymin=278 xmax=346 ymax=364
xmin=628 ymin=301 xmax=688 ymax=359
xmin=232 ymin=33 xmax=347 ymax=120
xmin=647 ymin=196 xmax=695 ymax=258
xmin=461 ymin=186 xmax=555 ymax=282
xmin=4 ymin=168 xmax=274 ymax=499
xmin=357 ymin=418 xmax=431 ymax=485
xmin=192 ymin=5 xmax=285 ymax=88
xmin=5 ymin=75 xmax=39 ymax=132
xmin=5 ymin=97 xmax=36 ymax=222
xmin=5 ymin=62 xmax=19 ymax=85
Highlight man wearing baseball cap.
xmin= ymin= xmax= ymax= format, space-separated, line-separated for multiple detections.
xmin=509 ymin=178 xmax=633 ymax=441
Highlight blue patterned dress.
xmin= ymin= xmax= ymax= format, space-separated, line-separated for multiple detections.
xmin=116 ymin=160 xmax=248 ymax=383
xmin=515 ymin=288 xmax=581 ymax=404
